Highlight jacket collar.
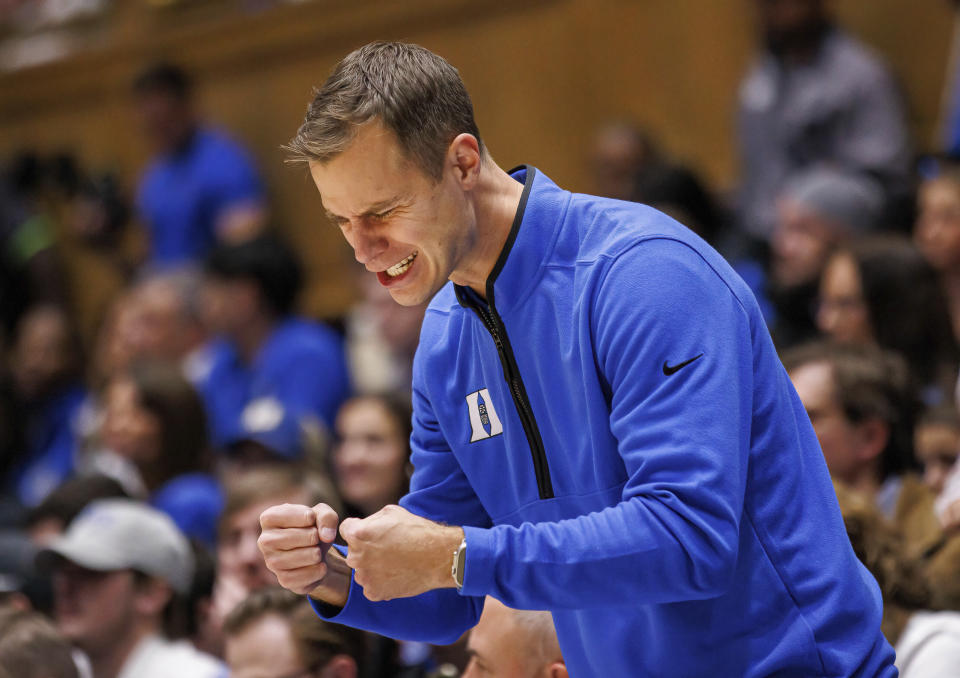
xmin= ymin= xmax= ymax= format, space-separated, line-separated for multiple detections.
xmin=454 ymin=165 xmax=568 ymax=316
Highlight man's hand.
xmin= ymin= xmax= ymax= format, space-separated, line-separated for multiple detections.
xmin=258 ymin=503 xmax=351 ymax=607
xmin=340 ymin=504 xmax=464 ymax=602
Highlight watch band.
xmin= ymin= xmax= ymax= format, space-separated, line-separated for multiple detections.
xmin=451 ymin=536 xmax=467 ymax=590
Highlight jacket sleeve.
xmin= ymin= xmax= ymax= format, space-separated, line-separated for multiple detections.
xmin=460 ymin=237 xmax=756 ymax=609
xmin=311 ymin=343 xmax=489 ymax=642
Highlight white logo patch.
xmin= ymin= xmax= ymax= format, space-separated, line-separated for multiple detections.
xmin=465 ymin=388 xmax=504 ymax=442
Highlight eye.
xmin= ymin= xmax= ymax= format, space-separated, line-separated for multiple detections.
xmin=372 ymin=208 xmax=396 ymax=221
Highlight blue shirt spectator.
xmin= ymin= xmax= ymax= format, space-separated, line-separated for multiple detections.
xmin=133 ymin=62 xmax=266 ymax=267
xmin=198 ymin=235 xmax=351 ymax=453
xmin=138 ymin=127 xmax=265 ymax=267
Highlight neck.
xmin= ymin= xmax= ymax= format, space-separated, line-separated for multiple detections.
xmin=89 ymin=624 xmax=153 ymax=678
xmin=234 ymin=312 xmax=276 ymax=362
xmin=843 ymin=466 xmax=882 ymax=500
xmin=451 ymin=159 xmax=525 ymax=297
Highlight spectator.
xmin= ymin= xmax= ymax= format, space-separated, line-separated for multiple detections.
xmin=463 ymin=597 xmax=565 ymax=678
xmin=346 ymin=272 xmax=426 ymax=397
xmin=0 ymin=606 xmax=80 ymax=678
xmin=817 ymin=236 xmax=959 ymax=404
xmin=915 ymin=164 xmax=960 ymax=340
xmin=127 ymin=269 xmax=212 ymax=385
xmin=590 ymin=121 xmax=648 ymax=202
xmin=747 ymin=167 xmax=884 ymax=349
xmin=915 ymin=406 xmax=960 ymax=498
xmin=0 ymin=151 xmax=67 ymax=342
xmin=133 ymin=62 xmax=267 ymax=267
xmin=4 ymin=305 xmax=86 ymax=508
xmin=36 ymin=498 xmax=224 ymax=678
xmin=223 ymin=587 xmax=364 ymax=678
xmin=736 ymin=0 xmax=911 ymax=241
xmin=783 ymin=342 xmax=938 ymax=555
xmin=198 ymin=234 xmax=351 ymax=451
xmin=26 ymin=473 xmax=128 ymax=545
xmin=333 ymin=394 xmax=412 ymax=518
xmin=203 ymin=466 xmax=339 ymax=657
xmin=93 ymin=360 xmax=221 ymax=546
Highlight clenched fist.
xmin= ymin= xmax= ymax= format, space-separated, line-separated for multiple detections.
xmin=258 ymin=502 xmax=351 ymax=607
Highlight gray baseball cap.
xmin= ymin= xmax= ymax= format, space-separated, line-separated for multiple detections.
xmin=36 ymin=498 xmax=194 ymax=594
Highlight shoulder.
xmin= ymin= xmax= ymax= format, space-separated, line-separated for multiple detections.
xmin=823 ymin=29 xmax=896 ymax=88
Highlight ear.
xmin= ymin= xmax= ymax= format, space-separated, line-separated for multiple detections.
xmin=133 ymin=576 xmax=173 ymax=618
xmin=854 ymin=417 xmax=890 ymax=464
xmin=448 ymin=133 xmax=482 ymax=188
xmin=546 ymin=661 xmax=568 ymax=678
xmin=319 ymin=654 xmax=357 ymax=678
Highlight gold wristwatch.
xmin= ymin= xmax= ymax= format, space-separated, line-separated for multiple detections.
xmin=451 ymin=537 xmax=467 ymax=590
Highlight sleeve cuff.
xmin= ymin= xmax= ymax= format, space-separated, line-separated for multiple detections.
xmin=460 ymin=525 xmax=495 ymax=597
xmin=307 ymin=544 xmax=356 ymax=620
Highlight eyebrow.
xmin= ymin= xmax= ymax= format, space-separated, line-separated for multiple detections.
xmin=323 ymin=197 xmax=404 ymax=223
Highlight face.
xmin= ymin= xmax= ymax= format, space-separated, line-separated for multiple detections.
xmin=226 ymin=614 xmax=308 ymax=678
xmin=199 ymin=276 xmax=257 ymax=337
xmin=817 ymin=252 xmax=874 ymax=345
xmin=136 ymin=91 xmax=192 ymax=154
xmin=133 ymin=282 xmax=198 ymax=362
xmin=915 ymin=179 xmax=960 ymax=272
xmin=309 ymin=121 xmax=478 ymax=307
xmin=11 ymin=307 xmax=72 ymax=401
xmin=218 ymin=490 xmax=308 ymax=592
xmin=915 ymin=422 xmax=960 ymax=496
xmin=463 ymin=599 xmax=537 ymax=678
xmin=53 ymin=564 xmax=137 ymax=656
xmin=590 ymin=126 xmax=644 ymax=201
xmin=789 ymin=361 xmax=865 ymax=482
xmin=101 ymin=377 xmax=161 ymax=465
xmin=756 ymin=0 xmax=824 ymax=49
xmin=333 ymin=399 xmax=409 ymax=515
xmin=771 ymin=199 xmax=837 ymax=288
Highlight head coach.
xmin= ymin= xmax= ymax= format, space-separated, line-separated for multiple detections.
xmin=258 ymin=41 xmax=896 ymax=677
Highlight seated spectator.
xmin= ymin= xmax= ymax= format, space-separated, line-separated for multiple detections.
xmin=26 ymin=473 xmax=128 ymax=544
xmin=0 ymin=606 xmax=79 ymax=678
xmin=345 ymin=271 xmax=426 ymax=397
xmin=0 ymin=151 xmax=67 ymax=342
xmin=783 ymin=342 xmax=940 ymax=555
xmin=590 ymin=121 xmax=648 ymax=202
xmin=915 ymin=406 xmax=960 ymax=499
xmin=736 ymin=0 xmax=911 ymax=241
xmin=127 ymin=269 xmax=212 ymax=385
xmin=223 ymin=587 xmax=364 ymax=678
xmin=333 ymin=394 xmax=412 ymax=518
xmin=203 ymin=466 xmax=339 ymax=657
xmin=817 ymin=236 xmax=959 ymax=404
xmin=93 ymin=360 xmax=221 ymax=546
xmin=915 ymin=164 xmax=960 ymax=340
xmin=463 ymin=597 xmax=566 ymax=678
xmin=197 ymin=235 xmax=351 ymax=451
xmin=751 ymin=168 xmax=883 ymax=349
xmin=133 ymin=62 xmax=267 ymax=267
xmin=36 ymin=498 xmax=224 ymax=678
xmin=4 ymin=305 xmax=86 ymax=508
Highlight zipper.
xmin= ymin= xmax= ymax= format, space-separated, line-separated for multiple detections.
xmin=466 ymin=296 xmax=555 ymax=500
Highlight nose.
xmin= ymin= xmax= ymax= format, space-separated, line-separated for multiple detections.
xmin=348 ymin=228 xmax=388 ymax=266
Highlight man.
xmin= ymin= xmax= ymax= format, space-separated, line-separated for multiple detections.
xmin=37 ymin=498 xmax=224 ymax=678
xmin=223 ymin=587 xmax=363 ymax=678
xmin=133 ymin=62 xmax=266 ymax=267
xmin=258 ymin=42 xmax=895 ymax=676
xmin=736 ymin=0 xmax=911 ymax=241
xmin=463 ymin=597 xmax=565 ymax=678
xmin=197 ymin=234 xmax=351 ymax=450
xmin=783 ymin=342 xmax=939 ymax=552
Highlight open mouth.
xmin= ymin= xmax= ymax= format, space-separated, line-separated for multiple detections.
xmin=385 ymin=251 xmax=418 ymax=278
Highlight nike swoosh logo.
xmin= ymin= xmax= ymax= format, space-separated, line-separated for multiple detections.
xmin=662 ymin=353 xmax=704 ymax=376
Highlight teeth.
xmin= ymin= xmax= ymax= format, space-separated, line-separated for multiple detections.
xmin=386 ymin=251 xmax=417 ymax=277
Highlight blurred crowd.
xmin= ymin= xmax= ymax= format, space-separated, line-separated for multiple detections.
xmin=6 ymin=1 xmax=960 ymax=677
